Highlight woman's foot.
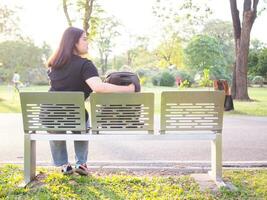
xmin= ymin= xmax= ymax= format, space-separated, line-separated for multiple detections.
xmin=61 ymin=163 xmax=73 ymax=175
xmin=75 ymin=163 xmax=89 ymax=176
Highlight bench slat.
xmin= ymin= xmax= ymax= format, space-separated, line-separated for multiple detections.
xmin=20 ymin=92 xmax=86 ymax=132
xmin=160 ymin=91 xmax=224 ymax=133
xmin=90 ymin=93 xmax=154 ymax=133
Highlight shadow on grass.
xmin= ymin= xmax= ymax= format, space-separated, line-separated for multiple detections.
xmin=24 ymin=171 xmax=126 ymax=200
xmin=0 ymin=99 xmax=20 ymax=112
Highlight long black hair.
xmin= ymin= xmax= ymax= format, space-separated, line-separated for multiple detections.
xmin=47 ymin=27 xmax=84 ymax=69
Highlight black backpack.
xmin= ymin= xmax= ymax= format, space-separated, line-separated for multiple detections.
xmin=104 ymin=72 xmax=141 ymax=92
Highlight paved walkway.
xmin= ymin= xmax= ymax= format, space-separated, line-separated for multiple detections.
xmin=0 ymin=114 xmax=267 ymax=166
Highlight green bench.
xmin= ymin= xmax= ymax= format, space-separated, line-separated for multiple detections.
xmin=20 ymin=91 xmax=224 ymax=186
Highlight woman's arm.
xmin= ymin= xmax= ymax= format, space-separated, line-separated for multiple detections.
xmin=86 ymin=76 xmax=135 ymax=93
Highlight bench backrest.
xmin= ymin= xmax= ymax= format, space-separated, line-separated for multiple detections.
xmin=160 ymin=91 xmax=224 ymax=133
xmin=90 ymin=93 xmax=154 ymax=133
xmin=20 ymin=92 xmax=86 ymax=132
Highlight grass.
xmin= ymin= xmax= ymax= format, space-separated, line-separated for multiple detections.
xmin=0 ymin=85 xmax=267 ymax=116
xmin=0 ymin=165 xmax=267 ymax=199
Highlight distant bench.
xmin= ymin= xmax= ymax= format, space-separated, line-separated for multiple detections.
xmin=20 ymin=91 xmax=225 ymax=186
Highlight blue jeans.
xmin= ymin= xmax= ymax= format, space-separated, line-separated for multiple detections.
xmin=49 ymin=137 xmax=88 ymax=166
xmin=49 ymin=119 xmax=90 ymax=166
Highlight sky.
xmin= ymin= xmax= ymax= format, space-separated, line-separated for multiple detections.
xmin=2 ymin=0 xmax=267 ymax=56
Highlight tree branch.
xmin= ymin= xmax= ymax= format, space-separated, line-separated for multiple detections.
xmin=229 ymin=0 xmax=241 ymax=39
xmin=83 ymin=0 xmax=94 ymax=36
xmin=243 ymin=0 xmax=252 ymax=12
xmin=253 ymin=0 xmax=259 ymax=12
xmin=62 ymin=0 xmax=72 ymax=27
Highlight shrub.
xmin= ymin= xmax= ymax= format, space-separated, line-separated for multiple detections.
xmin=199 ymin=68 xmax=213 ymax=87
xmin=152 ymin=74 xmax=161 ymax=86
xmin=140 ymin=77 xmax=148 ymax=86
xmin=172 ymin=70 xmax=194 ymax=86
xmin=252 ymin=76 xmax=265 ymax=87
xmin=180 ymin=80 xmax=190 ymax=88
xmin=159 ymin=71 xmax=175 ymax=86
xmin=135 ymin=68 xmax=149 ymax=78
xmin=151 ymin=71 xmax=176 ymax=87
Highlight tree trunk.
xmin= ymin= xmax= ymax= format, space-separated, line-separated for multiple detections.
xmin=62 ymin=0 xmax=72 ymax=26
xmin=231 ymin=61 xmax=236 ymax=98
xmin=99 ymin=50 xmax=104 ymax=75
xmin=230 ymin=0 xmax=258 ymax=101
xmin=235 ymin=12 xmax=252 ymax=100
xmin=104 ymin=54 xmax=108 ymax=74
xmin=83 ymin=0 xmax=94 ymax=37
xmin=62 ymin=0 xmax=94 ymax=36
xmin=127 ymin=51 xmax=132 ymax=66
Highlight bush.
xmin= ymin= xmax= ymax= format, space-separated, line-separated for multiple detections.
xmin=209 ymin=65 xmax=232 ymax=83
xmin=252 ymin=76 xmax=265 ymax=87
xmin=199 ymin=68 xmax=213 ymax=87
xmin=159 ymin=71 xmax=175 ymax=86
xmin=152 ymin=74 xmax=161 ymax=86
xmin=180 ymin=80 xmax=190 ymax=88
xmin=151 ymin=71 xmax=175 ymax=87
xmin=27 ymin=68 xmax=49 ymax=85
xmin=172 ymin=70 xmax=194 ymax=86
xmin=135 ymin=68 xmax=149 ymax=78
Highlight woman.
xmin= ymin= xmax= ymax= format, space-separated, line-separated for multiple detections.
xmin=47 ymin=27 xmax=135 ymax=175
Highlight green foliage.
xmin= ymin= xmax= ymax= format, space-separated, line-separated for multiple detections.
xmin=202 ymin=19 xmax=234 ymax=76
xmin=199 ymin=68 xmax=213 ymax=87
xmin=151 ymin=74 xmax=161 ymax=86
xmin=222 ymin=170 xmax=267 ymax=199
xmin=180 ymin=80 xmax=190 ymax=88
xmin=209 ymin=65 xmax=232 ymax=83
xmin=153 ymin=0 xmax=212 ymax=39
xmin=256 ymin=48 xmax=267 ymax=77
xmin=152 ymin=71 xmax=175 ymax=87
xmin=1 ymin=165 xmax=267 ymax=199
xmin=94 ymin=16 xmax=120 ymax=74
xmin=0 ymin=4 xmax=20 ymax=38
xmin=155 ymin=35 xmax=184 ymax=68
xmin=0 ymin=40 xmax=49 ymax=84
xmin=185 ymin=35 xmax=226 ymax=72
xmin=172 ymin=69 xmax=194 ymax=86
xmin=252 ymin=76 xmax=265 ymax=86
xmin=248 ymin=41 xmax=267 ymax=77
xmin=160 ymin=71 xmax=175 ymax=86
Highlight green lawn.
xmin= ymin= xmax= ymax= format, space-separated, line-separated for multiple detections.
xmin=0 ymin=165 xmax=266 ymax=199
xmin=0 ymin=85 xmax=267 ymax=116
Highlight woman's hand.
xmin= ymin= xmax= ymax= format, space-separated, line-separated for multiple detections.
xmin=86 ymin=77 xmax=136 ymax=93
xmin=128 ymin=83 xmax=135 ymax=92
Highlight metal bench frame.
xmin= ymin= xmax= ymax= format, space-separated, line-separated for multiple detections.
xmin=20 ymin=91 xmax=225 ymax=187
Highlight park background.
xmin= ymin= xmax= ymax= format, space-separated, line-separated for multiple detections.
xmin=0 ymin=0 xmax=267 ymax=199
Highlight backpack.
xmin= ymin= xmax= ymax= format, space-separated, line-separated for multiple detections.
xmin=104 ymin=72 xmax=141 ymax=92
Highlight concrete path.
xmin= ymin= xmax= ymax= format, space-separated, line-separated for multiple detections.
xmin=0 ymin=114 xmax=267 ymax=166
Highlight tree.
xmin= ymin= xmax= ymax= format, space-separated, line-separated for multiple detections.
xmin=185 ymin=35 xmax=226 ymax=70
xmin=124 ymin=36 xmax=157 ymax=69
xmin=94 ymin=17 xmax=120 ymax=75
xmin=230 ymin=0 xmax=263 ymax=100
xmin=0 ymin=4 xmax=20 ymax=40
xmin=248 ymin=39 xmax=266 ymax=75
xmin=256 ymin=48 xmax=267 ymax=77
xmin=155 ymin=34 xmax=184 ymax=68
xmin=62 ymin=0 xmax=102 ymax=39
xmin=153 ymin=0 xmax=212 ymax=40
xmin=0 ymin=40 xmax=49 ymax=84
xmin=203 ymin=19 xmax=235 ymax=78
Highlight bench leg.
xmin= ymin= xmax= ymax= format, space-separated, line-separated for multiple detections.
xmin=24 ymin=134 xmax=36 ymax=185
xmin=210 ymin=133 xmax=222 ymax=181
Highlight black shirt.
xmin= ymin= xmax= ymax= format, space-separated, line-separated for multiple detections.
xmin=48 ymin=55 xmax=99 ymax=99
